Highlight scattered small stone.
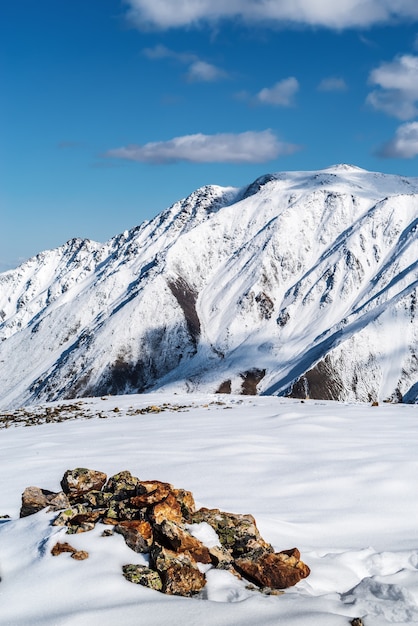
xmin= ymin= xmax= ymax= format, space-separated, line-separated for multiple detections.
xmin=51 ymin=542 xmax=76 ymax=556
xmin=0 ymin=401 xmax=227 ymax=429
xmin=51 ymin=541 xmax=89 ymax=560
xmin=350 ymin=619 xmax=364 ymax=626
xmin=71 ymin=550 xmax=89 ymax=560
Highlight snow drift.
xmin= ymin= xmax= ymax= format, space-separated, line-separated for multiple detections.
xmin=1 ymin=164 xmax=418 ymax=408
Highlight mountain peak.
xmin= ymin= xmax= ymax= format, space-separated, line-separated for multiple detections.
xmin=1 ymin=166 xmax=418 ymax=408
xmin=324 ymin=163 xmax=367 ymax=173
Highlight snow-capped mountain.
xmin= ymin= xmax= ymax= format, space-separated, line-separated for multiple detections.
xmin=1 ymin=164 xmax=418 ymax=408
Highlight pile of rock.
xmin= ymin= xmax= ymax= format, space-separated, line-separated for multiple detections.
xmin=20 ymin=468 xmax=310 ymax=597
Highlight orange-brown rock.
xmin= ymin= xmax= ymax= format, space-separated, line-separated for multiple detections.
xmin=155 ymin=520 xmax=211 ymax=564
xmin=71 ymin=550 xmax=89 ymax=560
xmin=151 ymin=493 xmax=183 ymax=525
xmin=51 ymin=541 xmax=89 ymax=560
xmin=130 ymin=481 xmax=172 ymax=506
xmin=115 ymin=520 xmax=153 ymax=553
xmin=51 ymin=542 xmax=77 ymax=556
xmin=234 ymin=548 xmax=310 ymax=589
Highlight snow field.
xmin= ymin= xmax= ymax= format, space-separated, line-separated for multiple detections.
xmin=1 ymin=393 xmax=418 ymax=624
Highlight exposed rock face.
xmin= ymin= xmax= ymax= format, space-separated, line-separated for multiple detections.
xmin=20 ymin=467 xmax=310 ymax=597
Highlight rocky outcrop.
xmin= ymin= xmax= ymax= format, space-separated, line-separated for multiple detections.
xmin=20 ymin=467 xmax=310 ymax=597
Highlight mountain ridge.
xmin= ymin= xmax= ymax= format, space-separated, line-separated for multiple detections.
xmin=1 ymin=164 xmax=418 ymax=408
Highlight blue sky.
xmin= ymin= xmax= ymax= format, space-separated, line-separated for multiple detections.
xmin=2 ymin=0 xmax=418 ymax=271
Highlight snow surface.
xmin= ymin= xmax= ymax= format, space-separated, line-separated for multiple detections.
xmin=1 ymin=393 xmax=418 ymax=625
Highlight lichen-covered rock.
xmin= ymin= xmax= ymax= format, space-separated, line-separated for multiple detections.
xmin=207 ymin=544 xmax=235 ymax=569
xmin=20 ymin=486 xmax=70 ymax=517
xmin=155 ymin=520 xmax=211 ymax=564
xmin=67 ymin=521 xmax=96 ymax=534
xmin=103 ymin=498 xmax=147 ymax=523
xmin=84 ymin=490 xmax=113 ymax=508
xmin=115 ymin=520 xmax=153 ymax=552
xmin=103 ymin=471 xmax=140 ymax=499
xmin=122 ymin=564 xmax=163 ymax=591
xmin=52 ymin=504 xmax=101 ymax=532
xmin=151 ymin=544 xmax=206 ymax=596
xmin=61 ymin=468 xmax=107 ymax=502
xmin=192 ymin=508 xmax=273 ymax=557
xmin=234 ymin=547 xmax=310 ymax=589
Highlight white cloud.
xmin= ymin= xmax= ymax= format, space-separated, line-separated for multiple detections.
xmin=186 ymin=60 xmax=227 ymax=82
xmin=143 ymin=44 xmax=194 ymax=63
xmin=378 ymin=122 xmax=418 ymax=158
xmin=367 ymin=55 xmax=418 ymax=120
xmin=256 ymin=78 xmax=299 ymax=107
xmin=124 ymin=0 xmax=418 ymax=30
xmin=143 ymin=45 xmax=227 ymax=82
xmin=317 ymin=77 xmax=348 ymax=92
xmin=105 ymin=130 xmax=300 ymax=164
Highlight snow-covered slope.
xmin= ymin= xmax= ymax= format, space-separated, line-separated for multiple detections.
xmin=1 ymin=164 xmax=418 ymax=408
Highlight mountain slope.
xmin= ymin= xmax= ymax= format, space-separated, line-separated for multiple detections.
xmin=1 ymin=164 xmax=418 ymax=408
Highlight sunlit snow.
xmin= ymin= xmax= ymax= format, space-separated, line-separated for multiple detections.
xmin=1 ymin=393 xmax=418 ymax=625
